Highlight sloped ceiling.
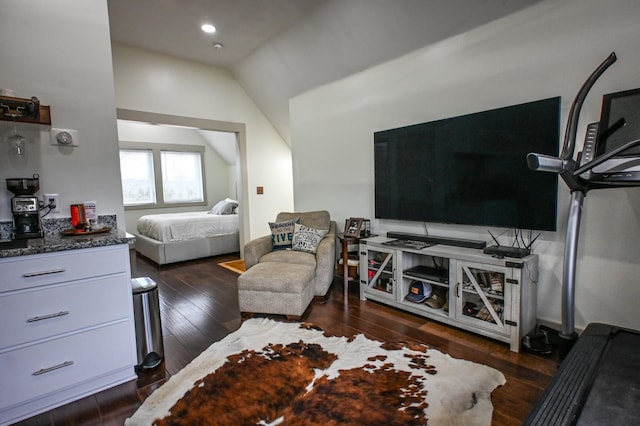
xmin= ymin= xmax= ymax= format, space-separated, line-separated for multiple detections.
xmin=108 ymin=0 xmax=544 ymax=145
xmin=197 ymin=129 xmax=237 ymax=164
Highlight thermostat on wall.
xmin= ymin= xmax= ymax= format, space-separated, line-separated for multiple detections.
xmin=50 ymin=128 xmax=79 ymax=147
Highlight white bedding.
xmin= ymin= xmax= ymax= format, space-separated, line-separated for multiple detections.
xmin=137 ymin=212 xmax=239 ymax=243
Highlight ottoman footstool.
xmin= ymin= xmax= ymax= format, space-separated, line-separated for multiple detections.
xmin=238 ymin=262 xmax=315 ymax=319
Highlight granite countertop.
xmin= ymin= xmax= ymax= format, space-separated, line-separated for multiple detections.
xmin=0 ymin=228 xmax=135 ymax=258
xmin=0 ymin=215 xmax=135 ymax=258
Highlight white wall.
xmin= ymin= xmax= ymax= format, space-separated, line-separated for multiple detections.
xmin=0 ymin=1 xmax=125 ymax=229
xmin=291 ymin=0 xmax=640 ymax=331
xmin=233 ymin=0 xmax=544 ymax=145
xmin=111 ymin=44 xmax=294 ymax=241
xmin=116 ymin=120 xmax=235 ymax=232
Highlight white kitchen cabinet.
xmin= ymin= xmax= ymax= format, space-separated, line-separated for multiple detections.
xmin=359 ymin=236 xmax=538 ymax=352
xmin=0 ymin=244 xmax=137 ymax=425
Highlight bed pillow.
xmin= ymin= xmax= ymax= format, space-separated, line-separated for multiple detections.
xmin=269 ymin=217 xmax=300 ymax=250
xmin=292 ymin=223 xmax=328 ymax=254
xmin=209 ymin=198 xmax=238 ymax=215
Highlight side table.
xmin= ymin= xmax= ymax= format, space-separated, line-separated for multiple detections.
xmin=337 ymin=233 xmax=360 ymax=300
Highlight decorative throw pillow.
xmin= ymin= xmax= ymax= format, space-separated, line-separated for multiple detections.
xmin=292 ymin=223 xmax=328 ymax=254
xmin=269 ymin=218 xmax=300 ymax=250
xmin=210 ymin=198 xmax=238 ymax=215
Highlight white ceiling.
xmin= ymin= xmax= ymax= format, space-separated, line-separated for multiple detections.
xmin=197 ymin=129 xmax=237 ymax=164
xmin=107 ymin=0 xmax=329 ymax=68
xmin=107 ymin=0 xmax=545 ymax=145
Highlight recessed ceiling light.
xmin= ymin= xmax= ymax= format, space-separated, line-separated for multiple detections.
xmin=201 ymin=24 xmax=216 ymax=34
xmin=212 ymin=42 xmax=223 ymax=49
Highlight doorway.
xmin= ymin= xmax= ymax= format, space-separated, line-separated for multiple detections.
xmin=116 ymin=108 xmax=249 ymax=255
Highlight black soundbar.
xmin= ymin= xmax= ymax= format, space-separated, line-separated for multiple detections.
xmin=483 ymin=245 xmax=531 ymax=258
xmin=386 ymin=232 xmax=486 ymax=249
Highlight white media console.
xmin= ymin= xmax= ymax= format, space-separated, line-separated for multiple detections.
xmin=359 ymin=235 xmax=538 ymax=352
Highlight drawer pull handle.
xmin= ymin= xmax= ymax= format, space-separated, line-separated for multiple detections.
xmin=27 ymin=310 xmax=70 ymax=323
xmin=32 ymin=360 xmax=74 ymax=376
xmin=22 ymin=268 xmax=66 ymax=278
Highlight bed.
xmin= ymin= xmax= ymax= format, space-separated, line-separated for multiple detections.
xmin=134 ymin=210 xmax=240 ymax=265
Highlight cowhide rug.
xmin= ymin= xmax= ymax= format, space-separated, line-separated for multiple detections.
xmin=125 ymin=318 xmax=505 ymax=426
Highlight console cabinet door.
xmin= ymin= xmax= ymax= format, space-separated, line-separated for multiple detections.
xmin=454 ymin=261 xmax=515 ymax=338
xmin=360 ymin=246 xmax=395 ymax=300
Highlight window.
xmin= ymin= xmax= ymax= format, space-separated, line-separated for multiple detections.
xmin=119 ymin=143 xmax=206 ymax=209
xmin=161 ymin=151 xmax=204 ymax=203
xmin=120 ymin=149 xmax=156 ymax=205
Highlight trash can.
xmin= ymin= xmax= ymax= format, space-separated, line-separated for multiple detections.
xmin=131 ymin=277 xmax=164 ymax=370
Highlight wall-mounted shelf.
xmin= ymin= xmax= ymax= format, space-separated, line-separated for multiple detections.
xmin=0 ymin=95 xmax=51 ymax=125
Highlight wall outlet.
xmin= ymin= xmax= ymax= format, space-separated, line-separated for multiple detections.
xmin=44 ymin=193 xmax=60 ymax=213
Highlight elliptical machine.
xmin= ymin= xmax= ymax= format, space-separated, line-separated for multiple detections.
xmin=527 ymin=51 xmax=640 ymax=357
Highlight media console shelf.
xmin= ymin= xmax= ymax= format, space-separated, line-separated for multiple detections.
xmin=359 ymin=235 xmax=538 ymax=352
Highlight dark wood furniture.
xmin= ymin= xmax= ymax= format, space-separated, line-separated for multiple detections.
xmin=0 ymin=95 xmax=51 ymax=125
xmin=337 ymin=232 xmax=359 ymax=300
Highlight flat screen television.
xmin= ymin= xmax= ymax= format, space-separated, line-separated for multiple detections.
xmin=374 ymin=96 xmax=560 ymax=231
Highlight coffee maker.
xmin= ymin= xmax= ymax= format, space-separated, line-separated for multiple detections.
xmin=6 ymin=174 xmax=43 ymax=239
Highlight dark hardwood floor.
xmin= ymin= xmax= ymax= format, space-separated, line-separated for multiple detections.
xmin=16 ymin=251 xmax=559 ymax=425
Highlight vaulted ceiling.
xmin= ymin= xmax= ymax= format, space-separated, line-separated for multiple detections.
xmin=107 ymin=0 xmax=544 ymax=145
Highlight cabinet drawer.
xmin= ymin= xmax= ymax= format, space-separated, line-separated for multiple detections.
xmin=0 ymin=321 xmax=135 ymax=410
xmin=0 ymin=245 xmax=129 ymax=292
xmin=0 ymin=275 xmax=132 ymax=349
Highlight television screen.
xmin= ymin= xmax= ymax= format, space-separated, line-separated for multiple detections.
xmin=374 ymin=97 xmax=560 ymax=231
